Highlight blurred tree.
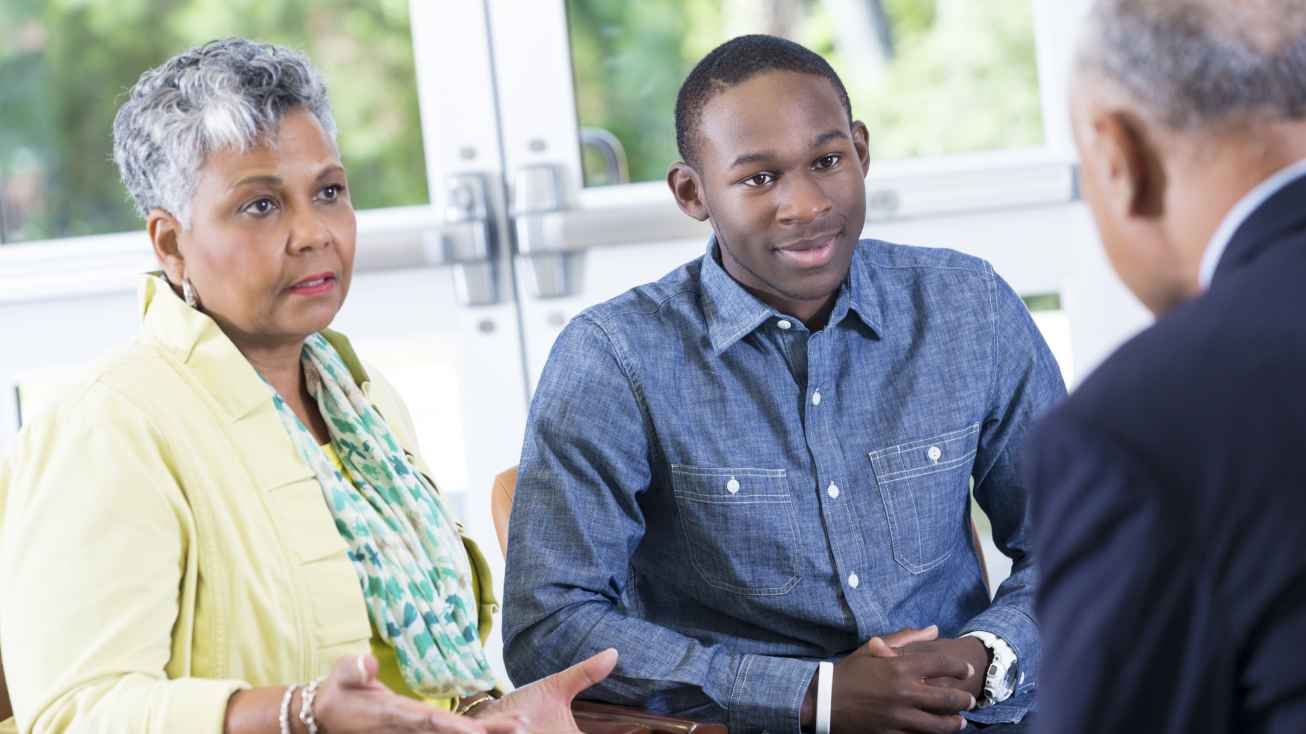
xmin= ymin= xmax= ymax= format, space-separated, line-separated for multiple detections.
xmin=0 ymin=0 xmax=426 ymax=244
xmin=568 ymin=0 xmax=1042 ymax=186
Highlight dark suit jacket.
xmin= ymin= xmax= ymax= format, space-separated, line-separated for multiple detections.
xmin=1030 ymin=175 xmax=1306 ymax=733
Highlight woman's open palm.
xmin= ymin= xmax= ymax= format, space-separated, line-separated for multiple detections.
xmin=476 ymin=649 xmax=619 ymax=734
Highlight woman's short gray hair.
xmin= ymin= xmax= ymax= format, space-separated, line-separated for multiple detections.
xmin=1078 ymin=0 xmax=1306 ymax=130
xmin=112 ymin=38 xmax=338 ymax=226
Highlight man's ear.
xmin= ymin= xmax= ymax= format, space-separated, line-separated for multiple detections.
xmin=1092 ymin=111 xmax=1164 ymax=220
xmin=667 ymin=162 xmax=709 ymax=222
xmin=147 ymin=209 xmax=186 ymax=285
xmin=851 ymin=120 xmax=871 ymax=176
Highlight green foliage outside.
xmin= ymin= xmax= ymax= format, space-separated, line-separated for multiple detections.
xmin=0 ymin=0 xmax=426 ymax=244
xmin=568 ymin=0 xmax=1044 ymax=186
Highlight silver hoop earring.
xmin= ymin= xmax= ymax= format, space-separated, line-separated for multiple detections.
xmin=182 ymin=278 xmax=198 ymax=308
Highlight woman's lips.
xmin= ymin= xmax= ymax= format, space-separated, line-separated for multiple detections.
xmin=288 ymin=273 xmax=337 ymax=296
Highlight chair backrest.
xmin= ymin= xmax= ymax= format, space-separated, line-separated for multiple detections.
xmin=0 ymin=661 xmax=10 ymax=723
xmin=490 ymin=467 xmax=518 ymax=557
xmin=488 ymin=465 xmax=990 ymax=594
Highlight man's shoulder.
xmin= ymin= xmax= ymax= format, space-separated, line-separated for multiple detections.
xmin=1055 ymin=281 xmax=1298 ymax=461
xmin=858 ymin=238 xmax=993 ymax=276
xmin=573 ymin=256 xmax=704 ymax=332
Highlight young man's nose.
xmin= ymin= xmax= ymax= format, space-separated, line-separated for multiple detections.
xmin=777 ymin=173 xmax=833 ymax=226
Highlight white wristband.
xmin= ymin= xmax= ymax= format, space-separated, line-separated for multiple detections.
xmin=815 ymin=661 xmax=834 ymax=734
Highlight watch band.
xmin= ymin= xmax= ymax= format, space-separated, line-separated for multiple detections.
xmin=962 ymin=631 xmax=1017 ymax=707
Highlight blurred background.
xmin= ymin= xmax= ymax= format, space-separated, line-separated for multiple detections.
xmin=0 ymin=0 xmax=1147 ymax=679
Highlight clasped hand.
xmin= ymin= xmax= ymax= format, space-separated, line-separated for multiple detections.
xmin=806 ymin=625 xmax=987 ymax=734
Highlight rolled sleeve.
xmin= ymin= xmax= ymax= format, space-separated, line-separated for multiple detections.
xmin=960 ymin=269 xmax=1067 ymax=723
xmin=713 ymin=653 xmax=816 ymax=734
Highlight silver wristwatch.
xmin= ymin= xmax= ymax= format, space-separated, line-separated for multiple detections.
xmin=963 ymin=631 xmax=1018 ymax=707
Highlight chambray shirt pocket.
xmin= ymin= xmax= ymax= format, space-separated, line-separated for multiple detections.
xmin=669 ymin=465 xmax=802 ymax=597
xmin=868 ymin=423 xmax=980 ymax=574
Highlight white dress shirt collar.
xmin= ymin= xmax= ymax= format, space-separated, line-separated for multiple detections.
xmin=1199 ymin=158 xmax=1306 ymax=289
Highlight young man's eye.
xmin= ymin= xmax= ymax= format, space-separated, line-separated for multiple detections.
xmin=241 ymin=197 xmax=278 ymax=217
xmin=814 ymin=154 xmax=841 ymax=170
xmin=742 ymin=172 xmax=776 ymax=187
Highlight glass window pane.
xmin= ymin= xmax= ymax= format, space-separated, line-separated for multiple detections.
xmin=0 ymin=0 xmax=427 ymax=244
xmin=567 ymin=0 xmax=1043 ymax=187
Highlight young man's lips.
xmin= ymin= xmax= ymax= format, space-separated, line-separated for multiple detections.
xmin=776 ymin=233 xmax=839 ymax=267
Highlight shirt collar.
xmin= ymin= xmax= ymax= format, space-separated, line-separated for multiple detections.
xmin=1199 ymin=158 xmax=1306 ymax=289
xmin=699 ymin=237 xmax=884 ymax=354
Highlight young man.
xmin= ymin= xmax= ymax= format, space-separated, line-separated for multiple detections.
xmin=1031 ymin=1 xmax=1306 ymax=731
xmin=504 ymin=35 xmax=1063 ymax=734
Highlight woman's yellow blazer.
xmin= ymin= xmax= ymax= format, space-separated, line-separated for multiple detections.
xmin=0 ymin=275 xmax=496 ymax=733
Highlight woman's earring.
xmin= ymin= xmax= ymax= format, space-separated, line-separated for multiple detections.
xmin=182 ymin=277 xmax=198 ymax=308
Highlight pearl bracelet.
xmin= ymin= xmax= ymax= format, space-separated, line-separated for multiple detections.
xmin=279 ymin=684 xmax=301 ymax=734
xmin=299 ymin=676 xmax=325 ymax=734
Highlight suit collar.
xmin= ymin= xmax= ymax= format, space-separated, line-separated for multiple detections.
xmin=1208 ymin=161 xmax=1306 ymax=286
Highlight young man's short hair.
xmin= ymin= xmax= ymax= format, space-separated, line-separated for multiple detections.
xmin=674 ymin=34 xmax=853 ymax=167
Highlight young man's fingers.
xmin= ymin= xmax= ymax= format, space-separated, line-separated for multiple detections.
xmin=907 ymin=653 xmax=973 ymax=681
xmin=883 ymin=625 xmax=940 ymax=648
xmin=892 ymin=707 xmax=969 ymax=734
xmin=865 ymin=636 xmax=898 ymax=657
xmin=908 ymin=681 xmax=976 ymax=715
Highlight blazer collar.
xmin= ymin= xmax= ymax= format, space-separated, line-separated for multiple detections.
xmin=1212 ymin=169 xmax=1306 ymax=284
xmin=137 ymin=273 xmax=368 ymax=422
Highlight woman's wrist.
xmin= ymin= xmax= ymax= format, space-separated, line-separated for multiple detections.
xmin=456 ymin=691 xmax=498 ymax=717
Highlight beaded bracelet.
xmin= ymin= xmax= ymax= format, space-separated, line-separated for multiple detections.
xmin=279 ymin=684 xmax=301 ymax=734
xmin=299 ymin=676 xmax=325 ymax=734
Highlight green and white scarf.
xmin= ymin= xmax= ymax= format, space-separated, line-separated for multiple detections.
xmin=271 ymin=333 xmax=495 ymax=697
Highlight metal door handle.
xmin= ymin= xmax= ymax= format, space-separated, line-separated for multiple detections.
xmin=442 ymin=173 xmax=499 ymax=306
xmin=511 ymin=163 xmax=584 ymax=298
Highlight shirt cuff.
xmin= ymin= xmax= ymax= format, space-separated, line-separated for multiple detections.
xmin=716 ymin=653 xmax=817 ymax=734
xmin=154 ymin=677 xmax=249 ymax=734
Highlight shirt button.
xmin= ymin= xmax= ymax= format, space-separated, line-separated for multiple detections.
xmin=726 ymin=477 xmax=740 ymax=494
xmin=848 ymin=573 xmax=860 ymax=589
xmin=927 ymin=445 xmax=942 ymax=463
xmin=777 ymin=319 xmax=792 ymax=330
xmin=827 ymin=482 xmax=840 ymax=499
xmin=811 ymin=390 xmax=822 ymax=406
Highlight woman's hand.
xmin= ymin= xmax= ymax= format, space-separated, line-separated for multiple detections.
xmin=311 ymin=654 xmax=529 ymax=734
xmin=472 ymin=649 xmax=619 ymax=734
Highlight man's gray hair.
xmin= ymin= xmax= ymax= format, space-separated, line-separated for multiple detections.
xmin=1078 ymin=0 xmax=1306 ymax=129
xmin=112 ymin=38 xmax=337 ymax=226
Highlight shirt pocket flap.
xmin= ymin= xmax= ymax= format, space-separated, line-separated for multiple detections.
xmin=868 ymin=423 xmax=980 ymax=484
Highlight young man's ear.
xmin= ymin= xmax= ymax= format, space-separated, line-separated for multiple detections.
xmin=667 ymin=162 xmax=709 ymax=221
xmin=147 ymin=209 xmax=186 ymax=285
xmin=851 ymin=120 xmax=871 ymax=176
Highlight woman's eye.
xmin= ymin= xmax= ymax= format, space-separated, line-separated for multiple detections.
xmin=742 ymin=173 xmax=776 ymax=187
xmin=814 ymin=154 xmax=841 ymax=170
xmin=242 ymin=198 xmax=278 ymax=216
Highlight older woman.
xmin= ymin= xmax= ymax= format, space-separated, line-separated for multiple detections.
xmin=0 ymin=39 xmax=614 ymax=734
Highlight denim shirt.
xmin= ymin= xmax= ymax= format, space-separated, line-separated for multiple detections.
xmin=504 ymin=239 xmax=1065 ymax=733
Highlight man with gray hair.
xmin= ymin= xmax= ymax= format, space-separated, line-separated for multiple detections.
xmin=1029 ymin=1 xmax=1306 ymax=731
